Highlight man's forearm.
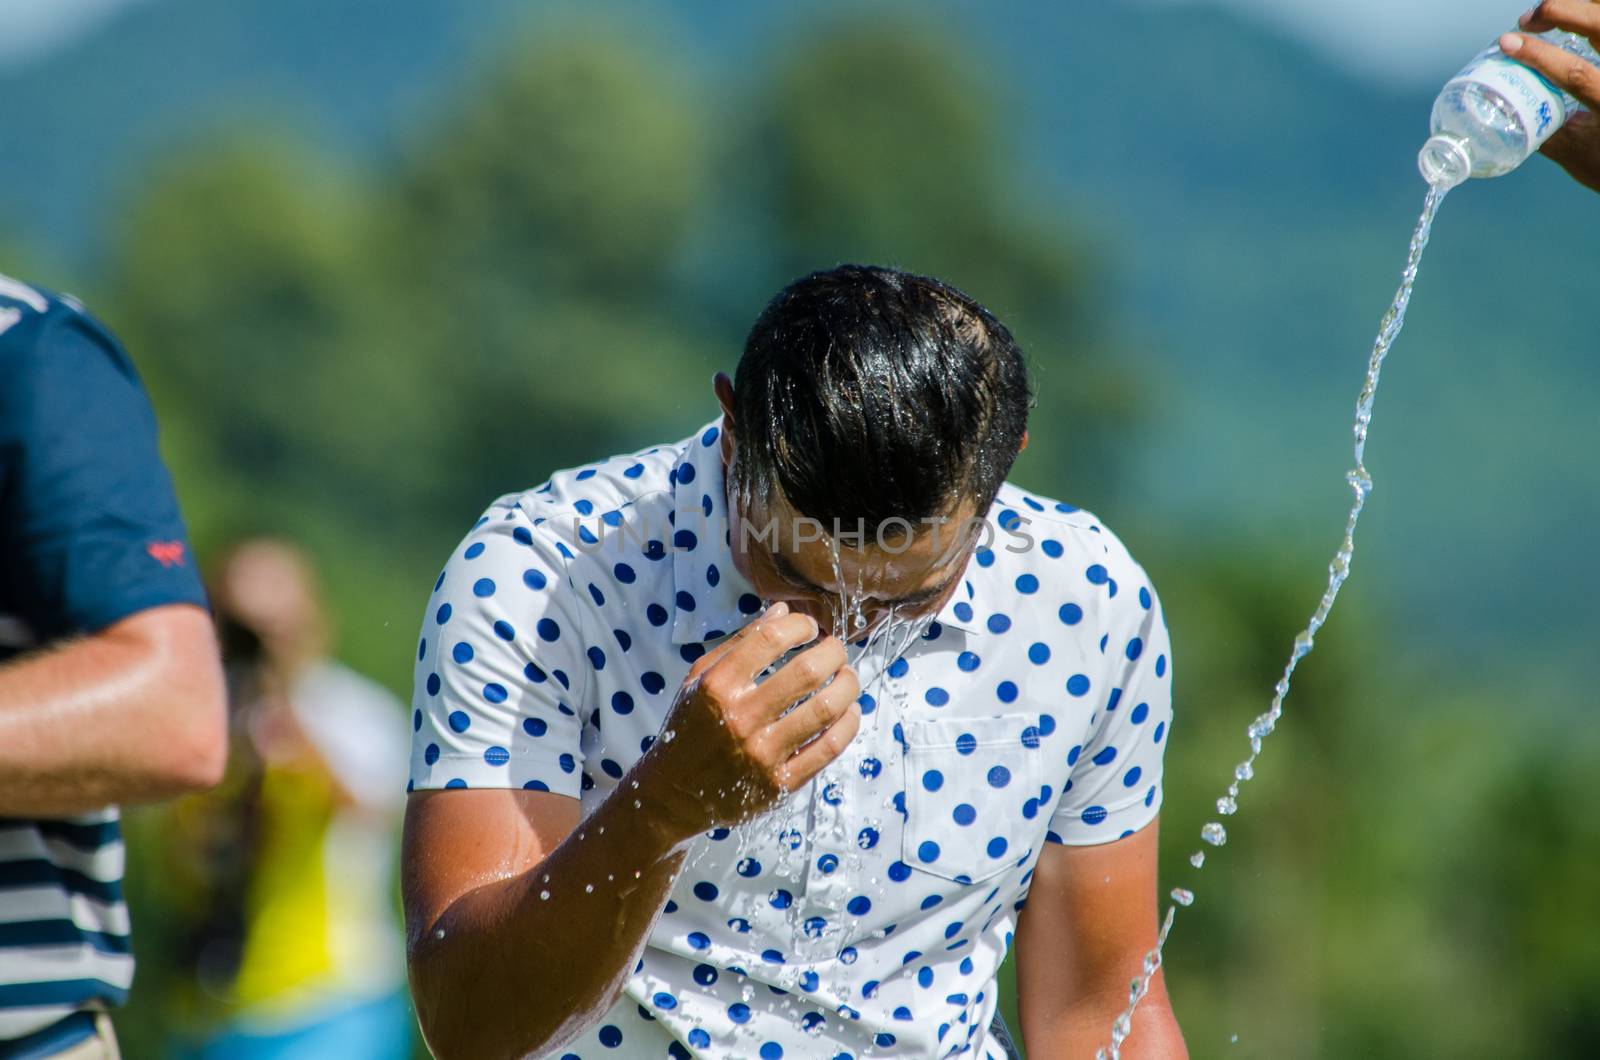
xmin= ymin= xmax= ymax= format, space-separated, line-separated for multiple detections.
xmin=407 ymin=774 xmax=695 ymax=1060
xmin=0 ymin=604 xmax=226 ymax=815
xmin=1024 ymin=983 xmax=1188 ymax=1060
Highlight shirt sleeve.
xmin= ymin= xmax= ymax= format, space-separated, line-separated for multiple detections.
xmin=0 ymin=305 xmax=207 ymax=640
xmin=1048 ymin=569 xmax=1174 ymax=845
xmin=409 ymin=505 xmax=591 ymax=796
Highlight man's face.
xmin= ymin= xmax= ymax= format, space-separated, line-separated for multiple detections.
xmin=726 ymin=487 xmax=982 ymax=643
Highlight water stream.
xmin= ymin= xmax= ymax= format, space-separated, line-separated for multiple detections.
xmin=1096 ymin=182 xmax=1451 ymax=1058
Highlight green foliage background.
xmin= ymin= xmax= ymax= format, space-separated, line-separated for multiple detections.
xmin=5 ymin=4 xmax=1597 ymax=1057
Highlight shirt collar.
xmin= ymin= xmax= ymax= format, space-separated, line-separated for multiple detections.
xmin=930 ymin=564 xmax=984 ymax=636
xmin=669 ymin=416 xmax=759 ymax=645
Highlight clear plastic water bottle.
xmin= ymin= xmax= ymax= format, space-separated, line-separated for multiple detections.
xmin=1418 ymin=30 xmax=1600 ymax=188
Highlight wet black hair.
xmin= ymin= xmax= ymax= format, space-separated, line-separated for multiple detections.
xmin=730 ymin=264 xmax=1033 ymax=532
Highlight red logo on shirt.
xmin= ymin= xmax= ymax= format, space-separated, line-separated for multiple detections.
xmin=147 ymin=541 xmax=187 ymax=568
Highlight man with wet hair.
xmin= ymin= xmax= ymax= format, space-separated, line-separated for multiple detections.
xmin=403 ymin=264 xmax=1188 ymax=1058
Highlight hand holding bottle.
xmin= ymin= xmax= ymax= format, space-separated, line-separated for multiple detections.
xmin=1506 ymin=2 xmax=1600 ymax=192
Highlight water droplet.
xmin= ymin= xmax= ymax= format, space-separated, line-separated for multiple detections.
xmin=1217 ymin=796 xmax=1237 ymax=816
xmin=1170 ymin=888 xmax=1194 ymax=907
xmin=1189 ymin=851 xmax=1206 ymax=868
xmin=1201 ymin=822 xmax=1227 ymax=846
xmin=539 ymin=890 xmax=550 ymax=901
xmin=584 ymin=883 xmax=594 ymax=893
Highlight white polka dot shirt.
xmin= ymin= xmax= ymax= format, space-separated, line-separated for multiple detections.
xmin=409 ymin=417 xmax=1174 ymax=1059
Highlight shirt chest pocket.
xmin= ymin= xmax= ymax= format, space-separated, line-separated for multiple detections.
xmin=900 ymin=712 xmax=1045 ymax=885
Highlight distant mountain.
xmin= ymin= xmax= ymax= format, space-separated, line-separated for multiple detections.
xmin=2 ymin=0 xmax=1595 ymax=687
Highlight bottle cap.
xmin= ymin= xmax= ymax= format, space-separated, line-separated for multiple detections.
xmin=1418 ymin=134 xmax=1472 ymax=190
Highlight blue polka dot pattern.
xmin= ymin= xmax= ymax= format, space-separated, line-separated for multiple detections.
xmin=405 ymin=418 xmax=1175 ymax=1059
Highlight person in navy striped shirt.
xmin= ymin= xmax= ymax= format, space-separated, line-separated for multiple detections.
xmin=0 ymin=275 xmax=227 ymax=1058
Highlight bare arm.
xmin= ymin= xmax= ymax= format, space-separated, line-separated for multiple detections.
xmin=404 ymin=602 xmax=863 ymax=1059
xmin=404 ymin=784 xmax=684 ymax=1060
xmin=0 ymin=603 xmax=227 ymax=815
xmin=1015 ymin=819 xmax=1188 ymax=1059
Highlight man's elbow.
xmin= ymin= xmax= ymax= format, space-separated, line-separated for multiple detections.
xmin=161 ymin=686 xmax=227 ymax=793
xmin=407 ymin=933 xmax=616 ymax=1060
xmin=115 ymin=604 xmax=230 ymax=796
xmin=408 ymin=948 xmax=490 ymax=1060
xmin=158 ymin=642 xmax=228 ymax=794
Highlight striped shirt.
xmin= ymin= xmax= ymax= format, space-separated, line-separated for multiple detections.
xmin=0 ymin=275 xmax=207 ymax=1049
xmin=0 ymin=811 xmax=132 ymax=1041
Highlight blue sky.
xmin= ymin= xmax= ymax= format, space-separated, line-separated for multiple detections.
xmin=1141 ymin=0 xmax=1530 ymax=82
xmin=0 ymin=0 xmax=151 ymax=64
xmin=0 ymin=0 xmax=1533 ymax=83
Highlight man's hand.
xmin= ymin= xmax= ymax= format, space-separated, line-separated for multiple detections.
xmin=1505 ymin=2 xmax=1600 ymax=192
xmin=404 ymin=600 xmax=860 ymax=1059
xmin=630 ymin=600 xmax=862 ymax=845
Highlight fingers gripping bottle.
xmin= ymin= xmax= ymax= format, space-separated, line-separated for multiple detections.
xmin=1419 ymin=29 xmax=1600 ymax=188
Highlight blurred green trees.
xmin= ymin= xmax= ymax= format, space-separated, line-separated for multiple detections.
xmin=49 ymin=11 xmax=1599 ymax=1059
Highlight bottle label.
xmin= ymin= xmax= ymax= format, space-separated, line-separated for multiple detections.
xmin=1446 ymin=45 xmax=1570 ymax=151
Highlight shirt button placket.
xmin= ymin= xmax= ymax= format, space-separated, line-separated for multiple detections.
xmin=797 ymin=761 xmax=852 ymax=961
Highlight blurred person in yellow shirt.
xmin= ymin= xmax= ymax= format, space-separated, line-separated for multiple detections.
xmin=173 ymin=539 xmax=412 ymax=1060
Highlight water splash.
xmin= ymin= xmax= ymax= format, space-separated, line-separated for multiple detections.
xmin=1096 ymin=182 xmax=1450 ymax=1059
